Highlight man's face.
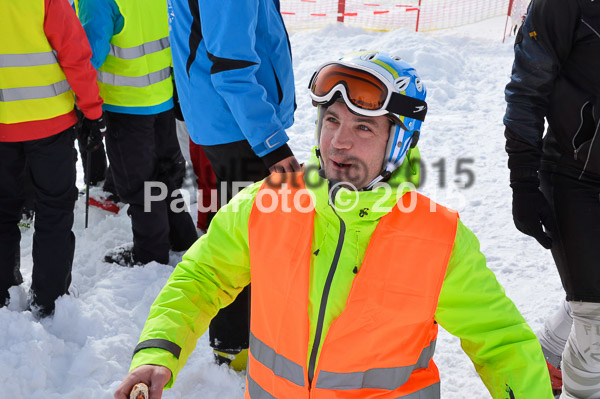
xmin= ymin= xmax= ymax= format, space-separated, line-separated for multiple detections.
xmin=319 ymin=101 xmax=390 ymax=190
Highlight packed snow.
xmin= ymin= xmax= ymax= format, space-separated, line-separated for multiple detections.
xmin=0 ymin=16 xmax=561 ymax=398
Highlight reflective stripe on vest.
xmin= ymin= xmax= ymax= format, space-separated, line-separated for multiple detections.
xmin=108 ymin=36 xmax=170 ymax=60
xmin=0 ymin=51 xmax=57 ymax=68
xmin=0 ymin=0 xmax=75 ymax=124
xmin=315 ymin=340 xmax=437 ymax=390
xmin=247 ymin=172 xmax=458 ymax=399
xmin=0 ymin=80 xmax=70 ymax=102
xmin=97 ymin=66 xmax=171 ymax=88
xmin=250 ymin=332 xmax=305 ymax=387
xmin=247 ymin=374 xmax=276 ymax=399
xmin=97 ymin=0 xmax=172 ymax=107
xmin=250 ymin=331 xmax=437 ymax=392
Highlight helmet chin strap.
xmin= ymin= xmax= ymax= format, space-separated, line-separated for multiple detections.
xmin=362 ymin=170 xmax=392 ymax=191
xmin=362 ymin=128 xmax=415 ymax=191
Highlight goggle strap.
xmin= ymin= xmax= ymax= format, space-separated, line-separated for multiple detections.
xmin=308 ymin=71 xmax=318 ymax=89
xmin=388 ymin=92 xmax=428 ymax=122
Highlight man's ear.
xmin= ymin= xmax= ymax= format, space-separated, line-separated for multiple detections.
xmin=410 ymin=131 xmax=420 ymax=148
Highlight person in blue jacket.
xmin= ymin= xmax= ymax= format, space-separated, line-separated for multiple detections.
xmin=167 ymin=0 xmax=300 ymax=369
xmin=78 ymin=0 xmax=198 ymax=266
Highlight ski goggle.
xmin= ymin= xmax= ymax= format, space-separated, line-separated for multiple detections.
xmin=308 ymin=62 xmax=427 ymax=122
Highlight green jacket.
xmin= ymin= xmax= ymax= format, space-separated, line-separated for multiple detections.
xmin=131 ymin=148 xmax=552 ymax=398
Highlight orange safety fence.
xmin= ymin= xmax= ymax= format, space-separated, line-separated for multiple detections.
xmin=280 ymin=0 xmax=530 ymax=33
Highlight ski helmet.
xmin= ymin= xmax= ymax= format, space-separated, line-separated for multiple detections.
xmin=309 ymin=51 xmax=427 ymax=189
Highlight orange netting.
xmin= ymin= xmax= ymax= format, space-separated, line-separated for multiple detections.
xmin=280 ymin=0 xmax=520 ymax=32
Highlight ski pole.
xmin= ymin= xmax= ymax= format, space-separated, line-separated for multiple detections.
xmin=129 ymin=382 xmax=149 ymax=399
xmin=85 ymin=145 xmax=91 ymax=229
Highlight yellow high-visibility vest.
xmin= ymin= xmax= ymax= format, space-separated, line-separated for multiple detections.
xmin=97 ymin=0 xmax=173 ymax=108
xmin=0 ymin=0 xmax=75 ymax=124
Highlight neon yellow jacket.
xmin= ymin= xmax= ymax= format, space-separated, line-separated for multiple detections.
xmin=131 ymin=148 xmax=553 ymax=398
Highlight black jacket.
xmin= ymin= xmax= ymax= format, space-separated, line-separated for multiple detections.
xmin=504 ymin=0 xmax=600 ymax=182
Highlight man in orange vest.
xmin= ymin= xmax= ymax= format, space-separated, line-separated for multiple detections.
xmin=0 ymin=0 xmax=104 ymax=318
xmin=114 ymin=52 xmax=554 ymax=398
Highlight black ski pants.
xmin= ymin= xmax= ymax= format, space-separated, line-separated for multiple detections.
xmin=202 ymin=140 xmax=270 ymax=351
xmin=540 ymin=171 xmax=600 ymax=302
xmin=0 ymin=128 xmax=77 ymax=308
xmin=104 ymin=109 xmax=197 ymax=265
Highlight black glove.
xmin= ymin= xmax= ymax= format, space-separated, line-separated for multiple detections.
xmin=83 ymin=114 xmax=107 ymax=152
xmin=511 ymin=179 xmax=556 ymax=249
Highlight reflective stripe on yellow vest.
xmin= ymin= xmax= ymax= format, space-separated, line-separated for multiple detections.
xmin=0 ymin=0 xmax=75 ymax=124
xmin=246 ymin=173 xmax=458 ymax=398
xmin=97 ymin=0 xmax=172 ymax=108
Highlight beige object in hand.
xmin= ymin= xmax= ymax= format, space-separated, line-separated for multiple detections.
xmin=129 ymin=383 xmax=149 ymax=399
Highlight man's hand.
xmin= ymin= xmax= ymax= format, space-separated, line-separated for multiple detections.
xmin=83 ymin=114 xmax=107 ymax=152
xmin=269 ymin=155 xmax=301 ymax=173
xmin=511 ymin=181 xmax=556 ymax=249
xmin=114 ymin=364 xmax=171 ymax=399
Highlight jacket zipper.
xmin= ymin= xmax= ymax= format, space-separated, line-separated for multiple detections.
xmin=307 ymin=196 xmax=346 ymax=386
xmin=572 ymin=101 xmax=590 ymax=161
xmin=578 ymin=119 xmax=600 ymax=180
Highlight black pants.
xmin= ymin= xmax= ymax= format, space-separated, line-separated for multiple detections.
xmin=0 ymin=128 xmax=77 ymax=309
xmin=540 ymin=171 xmax=600 ymax=302
xmin=105 ymin=109 xmax=197 ymax=265
xmin=202 ymin=140 xmax=270 ymax=351
xmin=22 ymin=161 xmax=34 ymax=212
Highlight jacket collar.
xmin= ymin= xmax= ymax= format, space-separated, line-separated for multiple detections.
xmin=304 ymin=147 xmax=419 ymax=226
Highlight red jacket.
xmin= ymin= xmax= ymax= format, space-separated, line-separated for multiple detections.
xmin=0 ymin=0 xmax=103 ymax=142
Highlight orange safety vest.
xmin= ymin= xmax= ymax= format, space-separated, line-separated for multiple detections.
xmin=246 ymin=173 xmax=458 ymax=398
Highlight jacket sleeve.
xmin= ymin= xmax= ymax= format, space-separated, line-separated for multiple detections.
xmin=44 ymin=0 xmax=103 ymax=120
xmin=197 ymin=0 xmax=292 ymax=161
xmin=435 ymin=220 xmax=553 ymax=398
xmin=78 ymin=0 xmax=124 ymax=70
xmin=503 ymin=0 xmax=579 ymax=179
xmin=129 ymin=182 xmax=261 ymax=388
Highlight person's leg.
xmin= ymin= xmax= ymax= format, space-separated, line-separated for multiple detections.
xmin=202 ymin=140 xmax=270 ymax=360
xmin=153 ymin=110 xmax=197 ymax=252
xmin=538 ymin=299 xmax=573 ymax=394
xmin=105 ymin=111 xmax=170 ymax=265
xmin=561 ymin=302 xmax=600 ymax=398
xmin=100 ymin=165 xmax=120 ymax=206
xmin=189 ymin=138 xmax=217 ymax=231
xmin=26 ymin=128 xmax=78 ymax=316
xmin=538 ymin=300 xmax=573 ymax=367
xmin=0 ymin=142 xmax=26 ymax=306
xmin=540 ymin=171 xmax=600 ymax=397
xmin=22 ymin=162 xmax=35 ymax=213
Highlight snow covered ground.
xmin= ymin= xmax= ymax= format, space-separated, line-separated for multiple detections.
xmin=0 ymin=16 xmax=562 ymax=398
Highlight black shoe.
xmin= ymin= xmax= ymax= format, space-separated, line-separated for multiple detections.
xmin=30 ymin=302 xmax=55 ymax=319
xmin=27 ymin=293 xmax=55 ymax=319
xmin=0 ymin=293 xmax=8 ymax=309
xmin=103 ymin=242 xmax=142 ymax=267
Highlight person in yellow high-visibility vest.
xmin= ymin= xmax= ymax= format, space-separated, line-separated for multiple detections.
xmin=77 ymin=0 xmax=197 ymax=266
xmin=0 ymin=0 xmax=105 ymax=318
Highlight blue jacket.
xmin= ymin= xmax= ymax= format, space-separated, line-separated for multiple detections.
xmin=78 ymin=0 xmax=174 ymax=115
xmin=168 ymin=0 xmax=295 ymax=158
